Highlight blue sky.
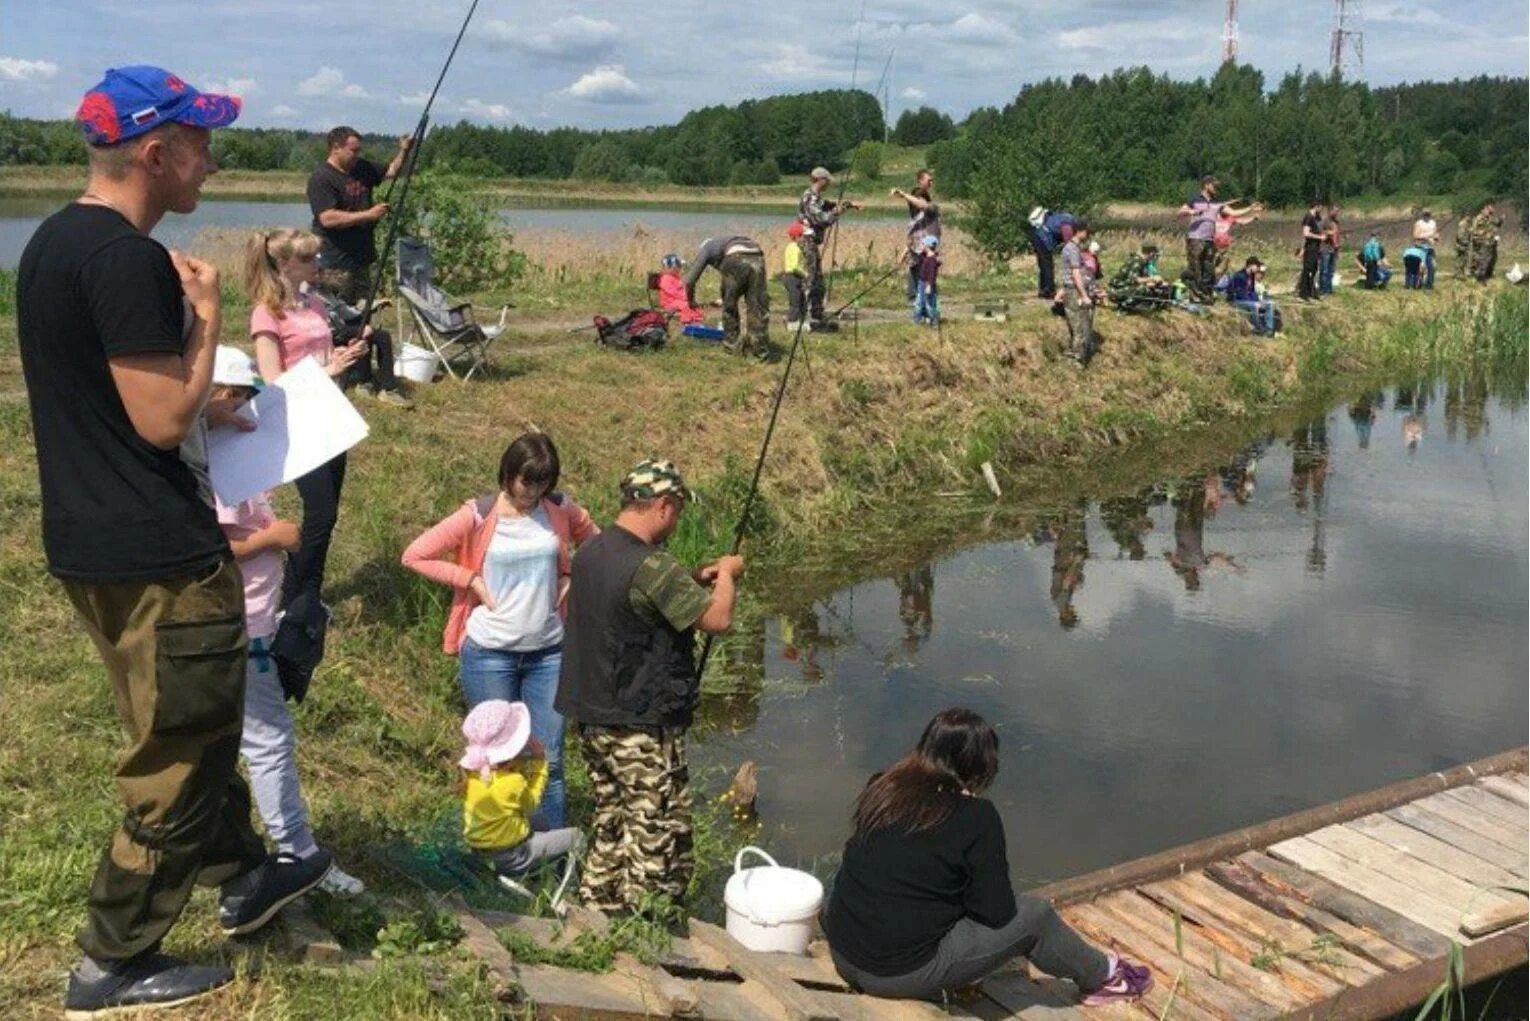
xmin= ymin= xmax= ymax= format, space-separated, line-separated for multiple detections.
xmin=2 ymin=1 xmax=1526 ymax=133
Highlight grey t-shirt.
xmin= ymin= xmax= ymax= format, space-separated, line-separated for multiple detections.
xmin=1060 ymin=241 xmax=1085 ymax=292
xmin=1186 ymin=195 xmax=1223 ymax=241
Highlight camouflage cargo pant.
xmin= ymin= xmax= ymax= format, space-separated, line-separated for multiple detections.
xmin=798 ymin=234 xmax=828 ymax=322
xmin=719 ymin=253 xmax=770 ymax=357
xmin=577 ymin=725 xmax=694 ymax=912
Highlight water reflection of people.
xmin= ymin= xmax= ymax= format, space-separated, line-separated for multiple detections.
xmin=894 ymin=564 xmax=935 ymax=653
xmin=1165 ymin=474 xmax=1242 ymax=591
xmin=1048 ymin=502 xmax=1088 ymax=629
xmin=1099 ymin=491 xmax=1154 ymax=560
xmin=1348 ymin=393 xmax=1381 ymax=450
xmin=1402 ymin=415 xmax=1424 ymax=451
xmin=1289 ymin=419 xmax=1331 ymax=573
xmin=1444 ymin=374 xmax=1490 ymax=443
xmin=1219 ymin=438 xmax=1267 ymax=505
xmin=779 ymin=605 xmax=831 ymax=683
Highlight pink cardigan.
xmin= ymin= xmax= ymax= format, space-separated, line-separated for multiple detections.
xmin=401 ymin=493 xmax=599 ymax=655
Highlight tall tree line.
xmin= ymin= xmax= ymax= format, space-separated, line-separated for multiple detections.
xmin=0 ymin=88 xmax=885 ymax=188
xmin=929 ymin=65 xmax=1527 ymax=259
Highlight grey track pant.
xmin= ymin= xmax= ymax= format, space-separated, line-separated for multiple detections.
xmin=830 ymin=895 xmax=1109 ymax=1002
xmin=241 ymin=635 xmax=317 ymax=857
xmin=487 ymin=828 xmax=584 ymax=874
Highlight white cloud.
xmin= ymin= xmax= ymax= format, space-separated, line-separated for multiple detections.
xmin=564 ymin=64 xmax=645 ymax=104
xmin=1367 ymin=3 xmax=1445 ymax=24
xmin=0 ymin=57 xmax=59 ymax=81
xmin=901 ymin=86 xmax=926 ymax=101
xmin=461 ymin=97 xmax=512 ymax=121
xmin=485 ymin=15 xmax=618 ymax=60
xmin=1058 ymin=19 xmax=1200 ymax=53
xmin=399 ymin=90 xmax=431 ymax=107
xmin=270 ymin=104 xmax=298 ymax=117
xmin=937 ymin=12 xmax=1019 ymax=47
xmin=203 ymin=76 xmax=258 ymax=97
xmin=763 ymin=44 xmax=839 ymax=80
xmin=296 ymin=66 xmax=368 ymax=98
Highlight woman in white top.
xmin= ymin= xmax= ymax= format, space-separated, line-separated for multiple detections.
xmin=402 ymin=432 xmax=599 ymax=828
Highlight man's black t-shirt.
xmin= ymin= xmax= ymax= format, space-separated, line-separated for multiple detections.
xmin=307 ymin=157 xmax=385 ymax=270
xmin=16 ymin=203 xmax=229 ymax=582
xmin=1301 ymin=210 xmax=1325 ymax=251
xmin=906 ymin=186 xmax=941 ymax=241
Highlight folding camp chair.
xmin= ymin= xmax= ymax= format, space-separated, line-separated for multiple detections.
xmin=645 ymin=272 xmax=662 ymax=309
xmin=395 ymin=238 xmax=509 ymax=381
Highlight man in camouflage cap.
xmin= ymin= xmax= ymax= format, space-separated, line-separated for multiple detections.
xmin=555 ymin=459 xmax=744 ymax=912
xmin=797 ymin=166 xmax=862 ymax=331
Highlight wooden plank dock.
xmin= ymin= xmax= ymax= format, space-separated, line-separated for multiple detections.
xmin=454 ymin=748 xmax=1528 ymax=1020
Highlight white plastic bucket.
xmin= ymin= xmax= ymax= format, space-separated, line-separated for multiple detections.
xmin=395 ymin=342 xmax=440 ymax=384
xmin=723 ymin=846 xmax=823 ymax=956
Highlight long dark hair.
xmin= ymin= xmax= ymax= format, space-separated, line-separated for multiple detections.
xmin=498 ymin=432 xmax=560 ymax=494
xmin=852 ymin=708 xmax=999 ymax=837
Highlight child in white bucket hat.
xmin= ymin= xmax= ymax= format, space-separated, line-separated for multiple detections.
xmin=206 ymin=346 xmax=366 ymax=900
xmin=461 ymin=700 xmax=583 ymax=896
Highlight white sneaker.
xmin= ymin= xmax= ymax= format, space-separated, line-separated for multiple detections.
xmin=318 ymin=862 xmax=365 ymax=896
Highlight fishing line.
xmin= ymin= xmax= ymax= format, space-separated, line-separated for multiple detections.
xmin=358 ymin=0 xmax=483 ymax=330
xmin=821 ymin=0 xmax=869 ymax=309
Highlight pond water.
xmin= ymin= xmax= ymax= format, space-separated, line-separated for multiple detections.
xmin=694 ymin=374 xmax=1529 ymax=891
xmin=0 ymin=194 xmax=879 ymax=270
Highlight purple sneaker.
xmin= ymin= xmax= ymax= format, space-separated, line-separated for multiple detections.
xmin=1080 ymin=954 xmax=1153 ymax=1006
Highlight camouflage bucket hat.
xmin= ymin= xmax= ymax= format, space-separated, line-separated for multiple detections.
xmin=621 ymin=458 xmax=694 ymax=502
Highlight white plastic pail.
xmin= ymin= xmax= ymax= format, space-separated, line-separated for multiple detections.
xmin=723 ymin=846 xmax=823 ymax=955
xmin=395 ymin=342 xmax=441 ymax=384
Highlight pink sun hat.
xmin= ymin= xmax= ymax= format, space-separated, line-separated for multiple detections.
xmin=459 ymin=700 xmax=531 ymax=781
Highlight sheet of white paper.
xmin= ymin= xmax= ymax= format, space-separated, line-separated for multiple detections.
xmin=208 ymin=356 xmax=369 ymax=506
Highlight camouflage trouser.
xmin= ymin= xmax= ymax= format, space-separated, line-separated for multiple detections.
xmin=1063 ymin=291 xmax=1097 ymax=364
xmin=62 ymin=558 xmax=267 ymax=962
xmin=799 ymin=233 xmax=828 ymax=321
xmin=719 ymin=253 xmax=770 ymax=357
xmin=577 ymin=725 xmax=694 ymax=912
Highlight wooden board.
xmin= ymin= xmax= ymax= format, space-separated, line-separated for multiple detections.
xmin=1385 ymin=803 xmax=1529 ymax=876
xmin=1460 ymin=898 xmax=1530 ymax=939
xmin=977 ymin=970 xmax=1091 ymax=1020
xmin=1347 ymin=813 xmax=1523 ymax=890
xmin=1089 ymin=890 xmax=1300 ymax=1014
xmin=1203 ymin=859 xmax=1418 ymax=971
xmin=1306 ymin=824 xmax=1519 ymax=918
xmin=1063 ymin=902 xmax=1232 ymax=1021
xmin=1479 ymin=775 xmax=1530 ymax=809
xmin=1237 ymin=850 xmax=1452 ymax=961
xmin=689 ymin=919 xmax=840 ymax=1021
xmin=1267 ymin=836 xmax=1466 ymax=938
xmin=1415 ymin=792 xmax=1527 ymax=851
xmin=1443 ymin=785 xmax=1530 ymax=831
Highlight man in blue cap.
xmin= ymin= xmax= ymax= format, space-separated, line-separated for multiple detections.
xmin=17 ymin=67 xmax=333 ymax=1016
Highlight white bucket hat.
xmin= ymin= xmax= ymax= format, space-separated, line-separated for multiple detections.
xmin=1028 ymin=206 xmax=1047 ymax=228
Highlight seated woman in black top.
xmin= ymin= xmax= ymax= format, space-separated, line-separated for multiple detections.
xmin=824 ymin=708 xmax=1151 ymax=1004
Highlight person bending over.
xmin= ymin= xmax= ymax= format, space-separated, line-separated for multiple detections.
xmin=825 ymin=709 xmax=1151 ymax=1006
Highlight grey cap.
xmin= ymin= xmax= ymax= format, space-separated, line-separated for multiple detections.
xmin=810 ymin=166 xmax=832 ymax=182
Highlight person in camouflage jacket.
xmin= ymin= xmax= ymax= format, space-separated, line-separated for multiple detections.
xmin=1107 ymin=244 xmax=1176 ymax=312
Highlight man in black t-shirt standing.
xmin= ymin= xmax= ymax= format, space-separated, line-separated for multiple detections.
xmin=891 ymin=169 xmax=941 ymax=302
xmin=19 ymin=67 xmax=330 ymax=1016
xmin=307 ymin=125 xmax=411 ymax=303
xmin=1297 ymin=199 xmax=1327 ymax=301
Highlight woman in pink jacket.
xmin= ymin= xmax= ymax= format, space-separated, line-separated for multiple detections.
xmin=402 ymin=432 xmax=597 ymax=827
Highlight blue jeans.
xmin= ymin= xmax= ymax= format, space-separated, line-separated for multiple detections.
xmin=913 ymin=280 xmax=939 ymax=323
xmin=1236 ymin=299 xmax=1276 ymax=335
xmin=1318 ymin=250 xmax=1336 ymax=295
xmin=459 ymin=638 xmax=566 ymax=829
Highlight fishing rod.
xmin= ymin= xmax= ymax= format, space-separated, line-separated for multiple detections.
xmin=358 ymin=0 xmax=482 ymax=331
xmin=821 ymin=0 xmax=869 ymax=309
xmin=694 ymin=313 xmax=813 ymax=676
xmin=828 ymin=254 xmax=907 ymax=320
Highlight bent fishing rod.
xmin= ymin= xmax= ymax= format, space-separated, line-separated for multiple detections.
xmin=357 ymin=0 xmax=482 ymax=331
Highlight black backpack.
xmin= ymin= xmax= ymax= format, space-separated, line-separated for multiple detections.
xmin=594 ymin=310 xmax=668 ymax=351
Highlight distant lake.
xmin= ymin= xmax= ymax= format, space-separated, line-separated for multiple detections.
xmin=0 ymin=195 xmax=898 ymax=269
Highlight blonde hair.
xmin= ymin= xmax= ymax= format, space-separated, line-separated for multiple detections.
xmin=241 ymin=228 xmax=320 ymax=315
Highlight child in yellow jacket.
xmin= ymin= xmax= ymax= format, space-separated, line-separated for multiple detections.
xmin=461 ymin=701 xmax=582 ymax=879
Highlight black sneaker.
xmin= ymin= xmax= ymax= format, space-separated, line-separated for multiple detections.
xmin=219 ymin=848 xmax=333 ymax=936
xmin=64 ymin=953 xmax=233 ymax=1019
xmin=809 ymin=319 xmax=840 ymax=333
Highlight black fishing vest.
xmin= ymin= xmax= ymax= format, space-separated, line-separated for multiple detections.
xmin=555 ymin=525 xmax=699 ymax=731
